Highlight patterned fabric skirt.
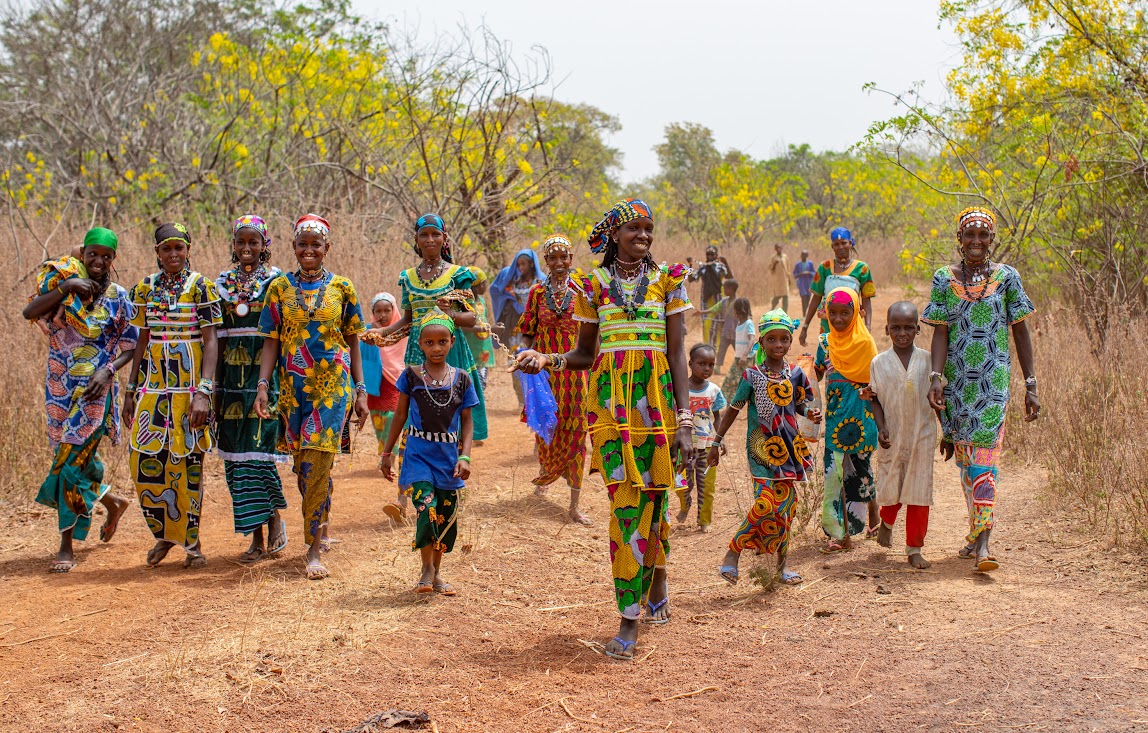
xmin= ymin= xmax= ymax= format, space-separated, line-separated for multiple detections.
xmin=730 ymin=479 xmax=796 ymax=556
xmin=822 ymin=449 xmax=874 ymax=540
xmin=132 ymin=449 xmax=204 ymax=549
xmin=36 ymin=431 xmax=110 ymax=541
xmin=608 ymin=481 xmax=671 ymax=620
xmin=370 ymin=409 xmax=397 ymax=456
xmin=223 ymin=460 xmax=287 ymax=535
xmin=956 ymin=441 xmax=1002 ymax=543
xmin=293 ymin=450 xmax=334 ymax=547
xmin=678 ymin=448 xmax=717 ymax=526
xmin=411 ymin=482 xmax=460 ymax=552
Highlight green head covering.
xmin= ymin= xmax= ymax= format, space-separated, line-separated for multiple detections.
xmin=83 ymin=227 xmax=118 ymax=251
xmin=755 ymin=309 xmax=798 ymax=365
xmin=419 ymin=307 xmax=457 ymax=336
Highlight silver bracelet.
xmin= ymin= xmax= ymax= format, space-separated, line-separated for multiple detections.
xmin=1024 ymin=375 xmax=1037 ymax=388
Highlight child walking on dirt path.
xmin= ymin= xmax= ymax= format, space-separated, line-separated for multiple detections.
xmin=710 ymin=310 xmax=820 ymax=586
xmin=868 ymin=302 xmax=939 ymax=569
xmin=381 ymin=309 xmax=478 ymax=596
xmin=814 ymin=287 xmax=879 ymax=554
xmin=705 ymin=279 xmax=739 ymax=366
xmin=720 ymin=297 xmax=755 ymax=400
xmin=676 ymin=343 xmax=726 ymax=531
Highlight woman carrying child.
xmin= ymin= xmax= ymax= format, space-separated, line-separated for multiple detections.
xmin=381 ymin=309 xmax=478 ymax=595
xmin=815 ymin=287 xmax=879 ymax=553
xmin=710 ymin=310 xmax=820 ymax=586
xmin=518 ymin=234 xmax=591 ymax=525
xmin=516 ymin=198 xmax=692 ymax=661
xmin=923 ymin=207 xmax=1039 ymax=572
xmin=254 ymin=214 xmax=370 ymax=581
xmin=215 ymin=214 xmax=288 ymax=563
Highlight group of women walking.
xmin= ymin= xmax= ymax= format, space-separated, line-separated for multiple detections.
xmin=27 ymin=200 xmax=1038 ymax=661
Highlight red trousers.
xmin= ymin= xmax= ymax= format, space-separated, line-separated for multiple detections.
xmin=879 ymin=503 xmax=929 ymax=550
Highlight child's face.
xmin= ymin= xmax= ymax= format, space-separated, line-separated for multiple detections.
xmin=886 ymin=311 xmax=920 ymax=349
xmin=372 ymin=300 xmax=393 ymax=326
xmin=759 ymin=329 xmax=793 ymax=362
xmin=419 ymin=324 xmax=454 ymax=364
xmin=827 ymin=300 xmax=855 ymax=332
xmin=689 ymin=349 xmax=716 ymax=381
xmin=723 ymin=282 xmax=737 ymax=297
xmin=735 ymin=306 xmax=750 ymax=322
xmin=544 ymin=248 xmax=572 ymax=278
xmin=471 ymin=280 xmax=487 ymax=296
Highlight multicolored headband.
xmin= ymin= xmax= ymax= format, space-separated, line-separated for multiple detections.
xmin=233 ymin=214 xmax=271 ymax=245
xmin=469 ymin=266 xmax=487 ymax=284
xmin=83 ymin=227 xmax=118 ymax=251
xmin=587 ymin=198 xmax=653 ymax=254
xmin=830 ymin=226 xmax=853 ymax=243
xmin=956 ymin=207 xmax=996 ymax=237
xmin=154 ymin=222 xmax=191 ymax=247
xmin=415 ymin=214 xmax=445 ymax=234
xmin=542 ymin=234 xmax=573 ymax=255
xmin=419 ymin=307 xmax=456 ymax=335
xmin=758 ymin=308 xmax=798 ymax=336
xmin=294 ymin=213 xmax=330 ymax=243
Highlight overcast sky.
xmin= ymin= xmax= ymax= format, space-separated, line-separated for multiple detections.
xmin=355 ymin=1 xmax=959 ymax=183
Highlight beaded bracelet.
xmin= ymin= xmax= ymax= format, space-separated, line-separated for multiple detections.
xmin=257 ymin=378 xmax=270 ymax=389
xmin=196 ymin=378 xmax=214 ymax=397
xmin=458 ymin=455 xmax=471 ymax=463
xmin=547 ymin=353 xmax=566 ymax=371
xmin=712 ymin=433 xmax=724 ymax=446
xmin=354 ymin=381 xmax=368 ymax=394
xmin=126 ymin=381 xmax=139 ymax=393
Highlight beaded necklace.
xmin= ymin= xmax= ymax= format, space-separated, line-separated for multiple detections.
xmin=543 ymin=275 xmax=574 ymax=317
xmin=420 ymin=364 xmax=456 ymax=409
xmin=415 ymin=259 xmax=447 ymax=288
xmin=221 ymin=263 xmax=268 ymax=317
xmin=960 ymin=260 xmax=993 ymax=302
xmin=607 ymin=262 xmax=650 ymax=320
xmin=151 ymin=265 xmax=190 ymax=311
xmin=293 ymin=268 xmax=331 ymax=319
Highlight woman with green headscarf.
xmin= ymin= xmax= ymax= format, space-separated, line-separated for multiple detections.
xmin=24 ymin=228 xmax=139 ymax=573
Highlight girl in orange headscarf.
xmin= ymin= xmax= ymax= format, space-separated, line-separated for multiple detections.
xmin=814 ymin=287 xmax=879 ymax=553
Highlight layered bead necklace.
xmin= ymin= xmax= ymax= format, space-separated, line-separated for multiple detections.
xmin=608 ymin=257 xmax=650 ymax=319
xmin=152 ymin=265 xmax=190 ymax=312
xmin=222 ymin=263 xmax=267 ymax=317
xmin=543 ymin=274 xmax=575 ymax=316
xmin=415 ymin=258 xmax=447 ymax=288
xmin=293 ymin=267 xmax=330 ymax=319
xmin=961 ymin=258 xmax=993 ymax=302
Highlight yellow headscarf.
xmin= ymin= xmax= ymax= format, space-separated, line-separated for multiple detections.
xmin=825 ymin=287 xmax=877 ymax=384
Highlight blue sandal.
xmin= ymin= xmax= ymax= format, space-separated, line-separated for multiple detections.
xmin=603 ymin=637 xmax=636 ymax=661
xmin=643 ymin=597 xmax=671 ymax=625
xmin=780 ymin=569 xmax=803 ymax=585
xmin=719 ymin=565 xmax=739 ymax=585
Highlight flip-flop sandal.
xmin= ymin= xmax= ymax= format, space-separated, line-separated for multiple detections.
xmin=50 ymin=560 xmax=76 ymax=573
xmin=719 ymin=565 xmax=739 ymax=585
xmin=414 ymin=581 xmax=434 ymax=594
xmin=146 ymin=542 xmax=175 ymax=567
xmin=958 ymin=544 xmax=976 ymax=559
xmin=602 ymin=637 xmax=636 ymax=661
xmin=780 ymin=570 xmax=804 ymax=585
xmin=382 ymin=504 xmax=406 ymax=524
xmin=267 ymin=528 xmax=288 ymax=556
xmin=433 ymin=582 xmax=457 ymax=596
xmin=818 ymin=541 xmax=847 ymax=555
xmin=99 ymin=504 xmax=125 ymax=543
xmin=976 ymin=556 xmax=1000 ymax=572
xmin=183 ymin=553 xmax=207 ymax=569
xmin=238 ymin=548 xmax=264 ymax=564
xmin=305 ymin=561 xmax=330 ymax=580
xmin=865 ymin=524 xmax=880 ymax=540
xmin=642 ymin=597 xmax=671 ymax=625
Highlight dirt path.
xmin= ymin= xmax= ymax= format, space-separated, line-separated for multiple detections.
xmin=2 ymin=319 xmax=1147 ymax=732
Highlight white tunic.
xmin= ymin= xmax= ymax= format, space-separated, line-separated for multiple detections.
xmin=870 ymin=347 xmax=937 ymax=507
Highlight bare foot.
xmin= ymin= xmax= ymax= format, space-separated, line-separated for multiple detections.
xmin=876 ymin=522 xmax=893 ymax=548
xmin=676 ymin=509 xmax=689 ymax=524
xmin=908 ymin=552 xmax=932 ymax=569
xmin=98 ymin=495 xmax=129 ymax=543
xmin=568 ymin=508 xmax=593 ymax=526
xmin=698 ymin=524 xmax=711 ymax=533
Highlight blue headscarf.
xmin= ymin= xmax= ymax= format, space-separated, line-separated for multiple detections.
xmin=830 ymin=226 xmax=854 ymax=243
xmin=490 ymin=248 xmax=544 ymax=319
xmin=414 ymin=213 xmax=453 ymax=262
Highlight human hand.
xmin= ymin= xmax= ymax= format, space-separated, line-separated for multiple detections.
xmin=512 ymin=349 xmax=548 ymax=374
xmin=720 ymin=443 xmax=728 ymax=456
xmin=878 ymin=429 xmax=891 ymax=449
xmin=798 ymin=327 xmax=808 ymax=347
xmin=672 ymin=427 xmax=692 ymax=470
xmin=1024 ymin=390 xmax=1040 ymax=422
xmin=805 ymin=408 xmax=823 ymax=424
xmin=62 ymin=277 xmax=100 ymax=302
xmin=686 ymin=256 xmax=694 ymax=266
xmin=189 ymin=392 xmax=211 ymax=429
xmin=381 ymin=453 xmax=396 ymax=482
xmin=939 ymin=440 xmax=954 ymax=462
xmin=454 ymin=459 xmax=471 ymax=480
xmin=254 ymin=386 xmax=272 ymax=419
xmin=122 ymin=392 xmax=137 ymax=429
xmin=858 ymin=386 xmax=875 ymax=401
xmin=928 ymin=381 xmax=946 ymax=412
xmin=82 ymin=367 xmax=112 ymax=401
xmin=354 ymin=392 xmax=370 ymax=430
xmin=435 ymin=297 xmax=454 ymax=311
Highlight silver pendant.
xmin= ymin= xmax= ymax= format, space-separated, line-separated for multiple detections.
xmin=235 ymin=302 xmax=250 ymax=317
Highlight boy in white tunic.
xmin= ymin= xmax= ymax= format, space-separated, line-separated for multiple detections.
xmin=868 ymin=302 xmax=940 ymax=569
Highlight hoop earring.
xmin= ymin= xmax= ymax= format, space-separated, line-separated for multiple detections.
xmin=230 ymin=251 xmax=240 ymax=264
xmin=260 ymin=249 xmax=271 ymax=263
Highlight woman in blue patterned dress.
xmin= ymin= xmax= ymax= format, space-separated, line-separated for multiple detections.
xmin=923 ymin=207 xmax=1040 ymax=573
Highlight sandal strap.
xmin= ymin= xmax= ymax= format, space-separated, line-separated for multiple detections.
xmin=611 ymin=636 xmax=636 ymax=651
xmin=647 ymin=597 xmax=669 ymax=614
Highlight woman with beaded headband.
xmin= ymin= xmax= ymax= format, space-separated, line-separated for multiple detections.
xmin=923 ymin=206 xmax=1039 ymax=572
xmin=515 ymin=199 xmax=693 ymax=661
xmin=254 ymin=213 xmax=369 ymax=581
xmin=368 ymin=214 xmax=488 ymax=441
xmin=215 ymin=214 xmax=288 ymax=563
xmin=123 ymin=223 xmax=222 ymax=569
xmin=517 ymin=234 xmax=591 ymax=525
xmin=24 ymin=227 xmax=138 ymax=573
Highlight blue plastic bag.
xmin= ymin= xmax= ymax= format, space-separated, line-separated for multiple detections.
xmin=516 ymin=369 xmax=558 ymax=444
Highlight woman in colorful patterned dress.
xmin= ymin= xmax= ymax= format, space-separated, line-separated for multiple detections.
xmin=518 ymin=234 xmax=591 ymax=526
xmin=461 ymin=267 xmax=496 ymax=392
xmin=123 ymin=223 xmax=221 ymax=569
xmin=254 ymin=214 xmax=370 ymax=581
xmin=215 ymin=214 xmax=287 ymax=563
xmin=798 ymin=227 xmax=876 ymax=345
xmin=370 ymin=214 xmax=487 ymax=441
xmin=25 ymin=227 xmax=138 ymax=572
xmin=924 ymin=207 xmax=1039 ymax=572
xmin=516 ymin=199 xmax=692 ymax=661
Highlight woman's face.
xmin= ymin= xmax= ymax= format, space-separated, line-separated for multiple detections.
xmin=516 ymin=254 xmax=534 ymax=278
xmin=233 ymin=229 xmax=265 ymax=269
xmin=544 ymin=248 xmax=572 ymax=278
xmin=417 ymin=227 xmax=445 ymax=261
xmin=959 ymin=227 xmax=993 ymax=264
xmin=373 ymin=299 xmax=394 ymax=326
xmin=614 ymin=217 xmax=654 ymax=262
xmin=831 ymin=238 xmax=853 ymax=261
xmin=156 ymin=239 xmax=189 ymax=274
xmin=82 ymin=244 xmax=116 ymax=280
xmin=293 ymin=231 xmax=329 ymax=270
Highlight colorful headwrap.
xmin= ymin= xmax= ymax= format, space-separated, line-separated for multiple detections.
xmin=587 ymin=198 xmax=653 ymax=254
xmin=83 ymin=227 xmax=118 ymax=251
xmin=825 ymin=287 xmax=877 ymax=384
xmin=419 ymin=307 xmax=456 ymax=335
xmin=294 ymin=213 xmax=330 ymax=243
xmin=233 ymin=214 xmax=271 ymax=244
xmin=154 ymin=222 xmax=191 ymax=247
xmin=956 ymin=206 xmax=996 ymax=238
xmin=542 ymin=234 xmax=573 ymax=255
xmin=469 ymin=266 xmax=488 ymax=284
xmin=830 ymin=227 xmax=853 ymax=243
xmin=757 ymin=309 xmax=798 ymax=336
xmin=829 ymin=289 xmax=855 ymax=307
xmin=415 ymin=214 xmax=445 ymax=233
